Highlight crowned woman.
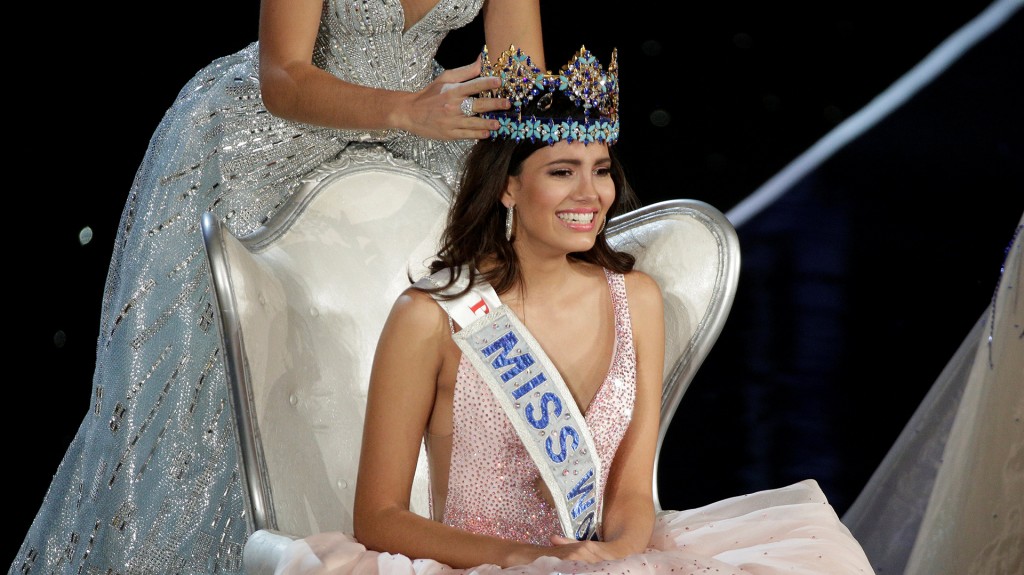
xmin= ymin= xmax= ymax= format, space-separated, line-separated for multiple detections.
xmin=265 ymin=44 xmax=877 ymax=575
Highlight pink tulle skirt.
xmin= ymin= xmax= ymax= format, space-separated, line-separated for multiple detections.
xmin=273 ymin=480 xmax=875 ymax=575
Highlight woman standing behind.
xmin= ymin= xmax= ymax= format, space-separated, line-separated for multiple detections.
xmin=12 ymin=2 xmax=542 ymax=573
xmin=271 ymin=45 xmax=876 ymax=574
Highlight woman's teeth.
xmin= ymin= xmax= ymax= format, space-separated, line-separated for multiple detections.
xmin=558 ymin=212 xmax=595 ymax=224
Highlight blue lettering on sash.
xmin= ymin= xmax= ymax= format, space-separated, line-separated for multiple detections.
xmin=526 ymin=392 xmax=562 ymax=429
xmin=574 ymin=512 xmax=596 ymax=541
xmin=511 ymin=373 xmax=547 ymax=399
xmin=566 ymin=469 xmax=596 ymax=520
xmin=481 ymin=332 xmax=535 ymax=382
xmin=545 ymin=425 xmax=580 ymax=463
xmin=471 ymin=317 xmax=599 ymax=541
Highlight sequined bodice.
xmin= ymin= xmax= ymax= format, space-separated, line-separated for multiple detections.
xmin=314 ymin=0 xmax=484 ymax=91
xmin=438 ymin=270 xmax=637 ymax=545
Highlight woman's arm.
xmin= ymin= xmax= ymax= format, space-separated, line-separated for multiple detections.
xmin=481 ymin=0 xmax=545 ymax=70
xmin=354 ymin=288 xmax=551 ymax=568
xmin=257 ymin=0 xmax=508 ymax=140
xmin=598 ymin=270 xmax=664 ymax=553
xmin=547 ymin=270 xmax=664 ymax=560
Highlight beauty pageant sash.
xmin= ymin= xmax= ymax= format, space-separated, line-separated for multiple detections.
xmin=415 ymin=267 xmax=603 ymax=541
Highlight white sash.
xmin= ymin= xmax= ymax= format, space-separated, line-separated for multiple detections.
xmin=415 ymin=267 xmax=603 ymax=541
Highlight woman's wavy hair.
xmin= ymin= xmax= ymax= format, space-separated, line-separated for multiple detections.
xmin=422 ymin=133 xmax=640 ymax=299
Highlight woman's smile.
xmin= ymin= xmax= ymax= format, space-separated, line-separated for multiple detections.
xmin=556 ymin=209 xmax=598 ymax=230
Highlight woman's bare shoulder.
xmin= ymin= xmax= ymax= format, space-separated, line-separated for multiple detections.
xmin=383 ymin=285 xmax=450 ymax=334
xmin=622 ymin=270 xmax=663 ymax=303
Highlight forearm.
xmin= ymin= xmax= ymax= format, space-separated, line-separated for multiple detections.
xmin=260 ymin=63 xmax=412 ymax=132
xmin=482 ymin=0 xmax=544 ymax=70
xmin=599 ymin=494 xmax=655 ymax=556
xmin=354 ymin=505 xmax=539 ymax=568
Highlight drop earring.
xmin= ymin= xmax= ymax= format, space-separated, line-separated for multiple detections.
xmin=505 ymin=205 xmax=515 ymax=241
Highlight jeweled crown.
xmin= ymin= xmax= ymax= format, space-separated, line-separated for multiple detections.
xmin=478 ymin=44 xmax=619 ymax=145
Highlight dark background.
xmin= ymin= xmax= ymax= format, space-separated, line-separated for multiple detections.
xmin=10 ymin=0 xmax=1022 ymax=566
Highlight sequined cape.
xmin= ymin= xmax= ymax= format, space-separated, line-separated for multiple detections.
xmin=11 ymin=1 xmax=482 ymax=573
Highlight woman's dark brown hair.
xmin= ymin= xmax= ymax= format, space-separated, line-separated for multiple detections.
xmin=422 ymin=131 xmax=639 ymax=298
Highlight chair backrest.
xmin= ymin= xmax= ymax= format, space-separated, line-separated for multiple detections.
xmin=606 ymin=201 xmax=740 ymax=509
xmin=201 ymin=144 xmax=740 ymax=537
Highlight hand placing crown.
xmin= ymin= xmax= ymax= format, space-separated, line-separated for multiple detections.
xmin=476 ymin=44 xmax=620 ymax=145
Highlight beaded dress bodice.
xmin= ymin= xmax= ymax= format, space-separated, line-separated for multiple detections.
xmin=315 ymin=0 xmax=482 ymax=90
xmin=438 ymin=270 xmax=637 ymax=545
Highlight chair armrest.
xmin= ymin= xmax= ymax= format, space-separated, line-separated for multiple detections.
xmin=243 ymin=529 xmax=300 ymax=575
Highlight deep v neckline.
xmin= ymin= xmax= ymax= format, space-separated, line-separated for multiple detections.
xmin=530 ymin=269 xmax=620 ymax=418
xmin=399 ymin=0 xmax=442 ymax=32
xmin=581 ymin=269 xmax=620 ymax=417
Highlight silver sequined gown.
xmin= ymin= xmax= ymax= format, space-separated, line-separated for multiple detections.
xmin=11 ymin=1 xmax=481 ymax=573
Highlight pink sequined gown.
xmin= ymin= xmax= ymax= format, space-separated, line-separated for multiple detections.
xmin=275 ymin=271 xmax=876 ymax=574
xmin=437 ymin=269 xmax=636 ymax=544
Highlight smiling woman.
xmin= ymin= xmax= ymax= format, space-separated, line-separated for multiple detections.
xmin=260 ymin=44 xmax=877 ymax=575
xmin=503 ymin=143 xmax=616 ymax=257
